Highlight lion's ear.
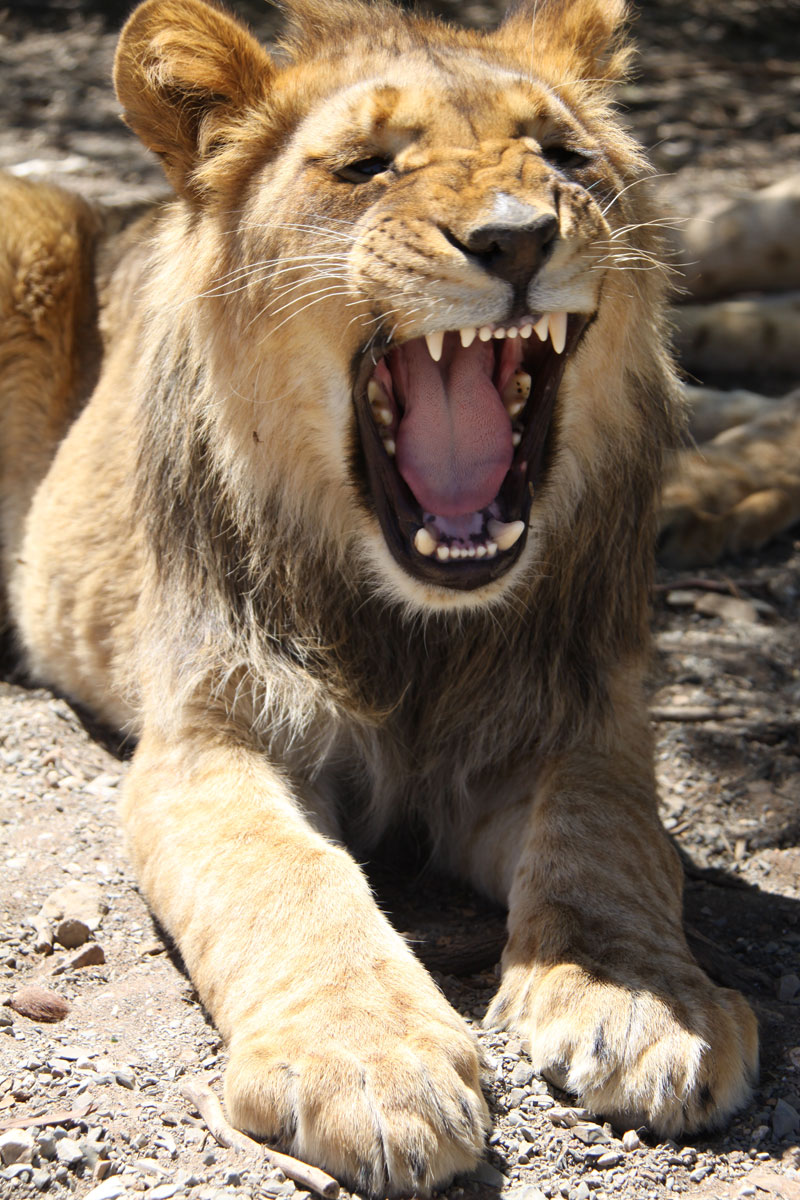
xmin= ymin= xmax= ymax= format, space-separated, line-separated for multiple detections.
xmin=114 ymin=0 xmax=274 ymax=199
xmin=491 ymin=0 xmax=630 ymax=85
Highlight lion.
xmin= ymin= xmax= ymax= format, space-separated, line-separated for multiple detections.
xmin=0 ymin=0 xmax=758 ymax=1193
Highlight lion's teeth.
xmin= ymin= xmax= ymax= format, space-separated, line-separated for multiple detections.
xmin=486 ymin=541 xmax=498 ymax=557
xmin=476 ymin=543 xmax=487 ymax=557
xmin=383 ymin=437 xmax=395 ymax=456
xmin=425 ymin=330 xmax=445 ymax=362
xmin=459 ymin=326 xmax=477 ymax=348
xmin=367 ymin=379 xmax=383 ymax=404
xmin=487 ymin=519 xmax=524 ymax=551
xmin=512 ymin=431 xmax=522 ymax=446
xmin=478 ymin=325 xmax=493 ymax=342
xmin=436 ymin=544 xmax=450 ymax=561
xmin=493 ymin=327 xmax=507 ymax=339
xmin=414 ymin=527 xmax=438 ymax=557
xmin=519 ymin=323 xmax=533 ymax=339
xmin=507 ymin=326 xmax=518 ymax=338
xmin=548 ymin=311 xmax=567 ymax=354
xmin=533 ymin=314 xmax=549 ymax=342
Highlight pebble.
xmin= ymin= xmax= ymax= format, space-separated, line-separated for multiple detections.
xmin=84 ymin=1179 xmax=130 ymax=1200
xmin=31 ymin=1168 xmax=52 ymax=1191
xmin=622 ymin=1130 xmax=642 ymax=1151
xmin=689 ymin=1165 xmax=713 ymax=1183
xmin=572 ymin=1184 xmax=591 ymax=1200
xmin=772 ymin=1098 xmax=800 ymax=1140
xmin=548 ymin=1106 xmax=590 ymax=1127
xmin=55 ymin=917 xmax=92 ymax=949
xmin=115 ymin=1068 xmax=136 ymax=1089
xmin=594 ymin=1151 xmax=623 ymax=1169
xmin=150 ymin=1186 xmax=182 ymax=1200
xmin=0 ymin=1129 xmax=35 ymax=1166
xmin=506 ymin=1189 xmax=548 ymax=1200
xmin=572 ymin=1123 xmax=611 ymax=1146
xmin=55 ymin=1136 xmax=85 ymax=1167
xmin=35 ymin=1133 xmax=58 ymax=1160
xmin=778 ymin=974 xmax=800 ymax=1002
xmin=511 ymin=1062 xmax=534 ymax=1087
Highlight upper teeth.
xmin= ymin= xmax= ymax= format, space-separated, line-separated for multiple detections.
xmin=424 ymin=313 xmax=569 ymax=360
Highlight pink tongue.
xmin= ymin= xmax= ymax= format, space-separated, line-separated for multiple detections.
xmin=392 ymin=336 xmax=513 ymax=518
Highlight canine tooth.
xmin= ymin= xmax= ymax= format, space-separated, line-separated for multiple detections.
xmin=425 ymin=330 xmax=445 ymax=362
xmin=493 ymin=327 xmax=507 ymax=339
xmin=512 ymin=431 xmax=522 ymax=446
xmin=460 ymin=327 xmax=477 ymax=348
xmin=414 ymin=527 xmax=438 ymax=557
xmin=487 ymin=518 xmax=525 ymax=551
xmin=519 ymin=323 xmax=533 ymax=338
xmin=436 ymin=544 xmax=451 ymax=561
xmin=478 ymin=325 xmax=493 ymax=342
xmin=533 ymin=314 xmax=549 ymax=342
xmin=383 ymin=437 xmax=396 ymax=456
xmin=548 ymin=311 xmax=567 ymax=354
xmin=507 ymin=326 xmax=518 ymax=338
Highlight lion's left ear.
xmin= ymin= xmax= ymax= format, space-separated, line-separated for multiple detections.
xmin=491 ymin=0 xmax=630 ymax=85
xmin=114 ymin=0 xmax=274 ymax=200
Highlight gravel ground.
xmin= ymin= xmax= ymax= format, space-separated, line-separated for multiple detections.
xmin=1 ymin=2 xmax=799 ymax=1200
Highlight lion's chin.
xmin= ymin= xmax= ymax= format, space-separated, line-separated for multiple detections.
xmin=353 ymin=313 xmax=589 ymax=591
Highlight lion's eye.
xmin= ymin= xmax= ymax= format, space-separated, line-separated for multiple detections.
xmin=541 ymin=145 xmax=593 ymax=174
xmin=336 ymin=156 xmax=392 ymax=184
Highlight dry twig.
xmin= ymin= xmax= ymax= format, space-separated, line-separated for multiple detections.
xmin=180 ymin=1077 xmax=339 ymax=1199
xmin=0 ymin=1100 xmax=96 ymax=1133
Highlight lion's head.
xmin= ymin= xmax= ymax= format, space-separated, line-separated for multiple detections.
xmin=116 ymin=0 xmax=675 ymax=613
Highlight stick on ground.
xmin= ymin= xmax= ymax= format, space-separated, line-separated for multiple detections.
xmin=180 ymin=1077 xmax=340 ymax=1199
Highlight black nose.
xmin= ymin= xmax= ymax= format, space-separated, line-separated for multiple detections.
xmin=452 ymin=210 xmax=559 ymax=298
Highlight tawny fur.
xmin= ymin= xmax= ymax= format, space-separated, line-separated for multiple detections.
xmin=0 ymin=0 xmax=758 ymax=1194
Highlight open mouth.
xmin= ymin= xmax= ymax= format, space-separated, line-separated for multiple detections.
xmin=353 ymin=313 xmax=589 ymax=590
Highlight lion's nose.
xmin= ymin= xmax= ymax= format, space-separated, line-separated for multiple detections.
xmin=449 ymin=200 xmax=559 ymax=297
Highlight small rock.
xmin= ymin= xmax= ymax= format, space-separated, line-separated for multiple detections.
xmin=548 ymin=1106 xmax=591 ymax=1127
xmin=622 ymin=1130 xmax=641 ymax=1152
xmin=507 ymin=1088 xmax=527 ymax=1108
xmin=572 ymin=1123 xmax=611 ymax=1146
xmin=55 ymin=1137 xmax=85 ymax=1167
xmin=150 ymin=1186 xmax=182 ymax=1200
xmin=35 ymin=1133 xmax=58 ymax=1161
xmin=505 ymin=1189 xmax=547 ymax=1200
xmin=0 ymin=1010 xmax=13 ymax=1028
xmin=31 ymin=1168 xmax=52 ymax=1191
xmin=0 ymin=1129 xmax=36 ymax=1166
xmin=689 ymin=1165 xmax=713 ymax=1183
xmin=694 ymin=593 xmax=760 ymax=624
xmin=53 ymin=943 xmax=106 ymax=975
xmin=779 ymin=974 xmax=800 ymax=1002
xmin=84 ymin=1179 xmax=130 ymax=1200
xmin=223 ymin=1171 xmax=242 ymax=1186
xmin=772 ymin=1098 xmax=800 ymax=1140
xmin=510 ymin=1062 xmax=534 ymax=1087
xmin=7 ymin=984 xmax=70 ymax=1023
xmin=55 ymin=918 xmax=92 ymax=950
xmin=595 ymin=1152 xmax=623 ymax=1169
xmin=114 ymin=1068 xmax=136 ymax=1090
xmin=202 ymin=1150 xmax=217 ymax=1167
xmin=573 ymin=1184 xmax=591 ymax=1200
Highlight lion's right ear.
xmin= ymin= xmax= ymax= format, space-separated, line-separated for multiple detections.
xmin=114 ymin=0 xmax=274 ymax=200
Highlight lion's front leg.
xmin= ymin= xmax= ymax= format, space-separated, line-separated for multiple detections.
xmin=122 ymin=729 xmax=488 ymax=1196
xmin=473 ymin=740 xmax=758 ymax=1136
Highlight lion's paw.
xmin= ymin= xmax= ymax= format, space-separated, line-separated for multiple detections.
xmin=224 ymin=1012 xmax=489 ymax=1196
xmin=486 ymin=962 xmax=758 ymax=1136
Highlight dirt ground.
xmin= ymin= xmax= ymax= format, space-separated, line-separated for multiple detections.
xmin=0 ymin=2 xmax=799 ymax=1200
